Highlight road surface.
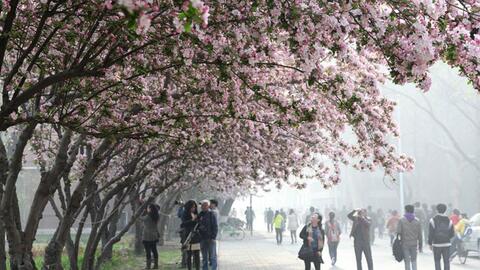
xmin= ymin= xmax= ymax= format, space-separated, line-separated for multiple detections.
xmin=218 ymin=231 xmax=480 ymax=270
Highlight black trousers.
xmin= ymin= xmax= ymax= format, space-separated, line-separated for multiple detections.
xmin=304 ymin=260 xmax=320 ymax=270
xmin=143 ymin=240 xmax=158 ymax=262
xmin=187 ymin=250 xmax=200 ymax=270
xmin=354 ymin=241 xmax=373 ymax=270
xmin=433 ymin=246 xmax=450 ymax=270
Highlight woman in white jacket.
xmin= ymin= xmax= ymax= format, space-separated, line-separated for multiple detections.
xmin=288 ymin=209 xmax=300 ymax=244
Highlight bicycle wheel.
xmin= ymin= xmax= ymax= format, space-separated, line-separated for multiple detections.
xmin=233 ymin=228 xmax=245 ymax=240
xmin=458 ymin=245 xmax=468 ymax=265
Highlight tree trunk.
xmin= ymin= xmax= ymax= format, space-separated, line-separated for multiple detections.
xmin=0 ymin=124 xmax=36 ymax=270
xmin=0 ymin=136 xmax=8 ymax=270
xmin=43 ymin=139 xmax=112 ymax=270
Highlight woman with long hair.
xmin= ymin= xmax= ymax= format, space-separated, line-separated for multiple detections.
xmin=299 ymin=213 xmax=325 ymax=270
xmin=141 ymin=203 xmax=160 ymax=269
xmin=181 ymin=200 xmax=201 ymax=270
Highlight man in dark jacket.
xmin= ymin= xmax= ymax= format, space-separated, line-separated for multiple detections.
xmin=266 ymin=208 xmax=274 ymax=232
xmin=348 ymin=209 xmax=373 ymax=270
xmin=428 ymin=203 xmax=454 ymax=270
xmin=199 ymin=200 xmax=218 ymax=270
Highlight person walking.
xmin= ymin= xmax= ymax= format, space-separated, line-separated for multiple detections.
xmin=182 ymin=200 xmax=201 ymax=270
xmin=387 ymin=210 xmax=401 ymax=246
xmin=266 ymin=208 xmax=274 ymax=233
xmin=428 ymin=203 xmax=455 ymax=270
xmin=325 ymin=212 xmax=341 ymax=266
xmin=273 ymin=211 xmax=284 ymax=245
xmin=305 ymin=206 xmax=315 ymax=225
xmin=245 ymin=207 xmax=255 ymax=231
xmin=141 ymin=204 xmax=160 ymax=269
xmin=422 ymin=203 xmax=431 ymax=243
xmin=367 ymin=206 xmax=377 ymax=245
xmin=198 ymin=200 xmax=218 ymax=270
xmin=299 ymin=213 xmax=325 ymax=270
xmin=376 ymin=209 xmax=386 ymax=239
xmin=397 ymin=205 xmax=423 ymax=270
xmin=450 ymin=213 xmax=469 ymax=260
xmin=288 ymin=209 xmax=300 ymax=244
xmin=348 ymin=209 xmax=373 ymax=270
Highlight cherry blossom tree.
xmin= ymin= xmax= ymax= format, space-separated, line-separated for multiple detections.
xmin=0 ymin=0 xmax=479 ymax=269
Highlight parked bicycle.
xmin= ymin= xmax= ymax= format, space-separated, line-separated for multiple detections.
xmin=218 ymin=217 xmax=246 ymax=241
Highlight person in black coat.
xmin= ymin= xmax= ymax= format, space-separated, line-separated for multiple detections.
xmin=181 ymin=200 xmax=201 ymax=270
xmin=299 ymin=213 xmax=325 ymax=270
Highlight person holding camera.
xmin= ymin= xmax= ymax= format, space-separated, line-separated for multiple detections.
xmin=181 ymin=200 xmax=201 ymax=270
xmin=140 ymin=204 xmax=160 ymax=269
xmin=348 ymin=208 xmax=373 ymax=270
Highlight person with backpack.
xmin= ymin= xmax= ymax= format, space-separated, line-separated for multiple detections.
xmin=273 ymin=211 xmax=285 ymax=245
xmin=325 ymin=212 xmax=341 ymax=266
xmin=428 ymin=203 xmax=455 ymax=270
xmin=397 ymin=205 xmax=423 ymax=270
xmin=348 ymin=209 xmax=373 ymax=270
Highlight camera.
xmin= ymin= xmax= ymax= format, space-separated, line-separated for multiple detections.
xmin=174 ymin=200 xmax=184 ymax=206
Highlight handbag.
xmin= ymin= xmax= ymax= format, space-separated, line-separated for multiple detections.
xmin=392 ymin=234 xmax=404 ymax=262
xmin=298 ymin=244 xmax=316 ymax=261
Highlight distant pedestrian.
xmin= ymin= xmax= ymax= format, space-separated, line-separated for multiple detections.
xmin=422 ymin=203 xmax=431 ymax=243
xmin=141 ymin=204 xmax=160 ymax=269
xmin=209 ymin=199 xmax=220 ymax=227
xmin=182 ymin=200 xmax=201 ymax=270
xmin=245 ymin=207 xmax=256 ymax=231
xmin=299 ymin=213 xmax=325 ymax=270
xmin=348 ymin=209 xmax=373 ymax=270
xmin=288 ymin=209 xmax=300 ymax=244
xmin=414 ymin=202 xmax=425 ymax=252
xmin=387 ymin=210 xmax=401 ymax=246
xmin=428 ymin=203 xmax=454 ymax=270
xmin=266 ymin=208 xmax=274 ymax=233
xmin=339 ymin=206 xmax=348 ymax=232
xmin=199 ymin=200 xmax=218 ymax=270
xmin=305 ymin=206 xmax=315 ymax=225
xmin=367 ymin=206 xmax=377 ymax=245
xmin=325 ymin=212 xmax=341 ymax=266
xmin=397 ymin=205 xmax=423 ymax=270
xmin=376 ymin=209 xmax=385 ymax=239
xmin=273 ymin=211 xmax=284 ymax=245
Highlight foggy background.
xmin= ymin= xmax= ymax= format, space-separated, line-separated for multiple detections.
xmin=232 ymin=62 xmax=480 ymax=227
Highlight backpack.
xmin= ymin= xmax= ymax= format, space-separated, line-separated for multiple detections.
xmin=327 ymin=221 xmax=340 ymax=242
xmin=392 ymin=234 xmax=403 ymax=262
xmin=434 ymin=219 xmax=452 ymax=243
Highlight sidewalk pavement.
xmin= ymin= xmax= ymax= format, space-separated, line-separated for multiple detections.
xmin=218 ymin=230 xmax=480 ymax=270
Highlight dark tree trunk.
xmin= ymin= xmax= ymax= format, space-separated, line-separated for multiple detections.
xmin=43 ymin=139 xmax=112 ymax=270
xmin=0 ymin=137 xmax=8 ymax=270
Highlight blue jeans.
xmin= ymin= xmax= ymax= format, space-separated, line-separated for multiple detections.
xmin=200 ymin=239 xmax=217 ymax=270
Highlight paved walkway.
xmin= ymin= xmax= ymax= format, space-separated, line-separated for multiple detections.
xmin=218 ymin=231 xmax=480 ymax=270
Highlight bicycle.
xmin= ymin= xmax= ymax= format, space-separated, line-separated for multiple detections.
xmin=457 ymin=239 xmax=468 ymax=264
xmin=218 ymin=218 xmax=246 ymax=241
